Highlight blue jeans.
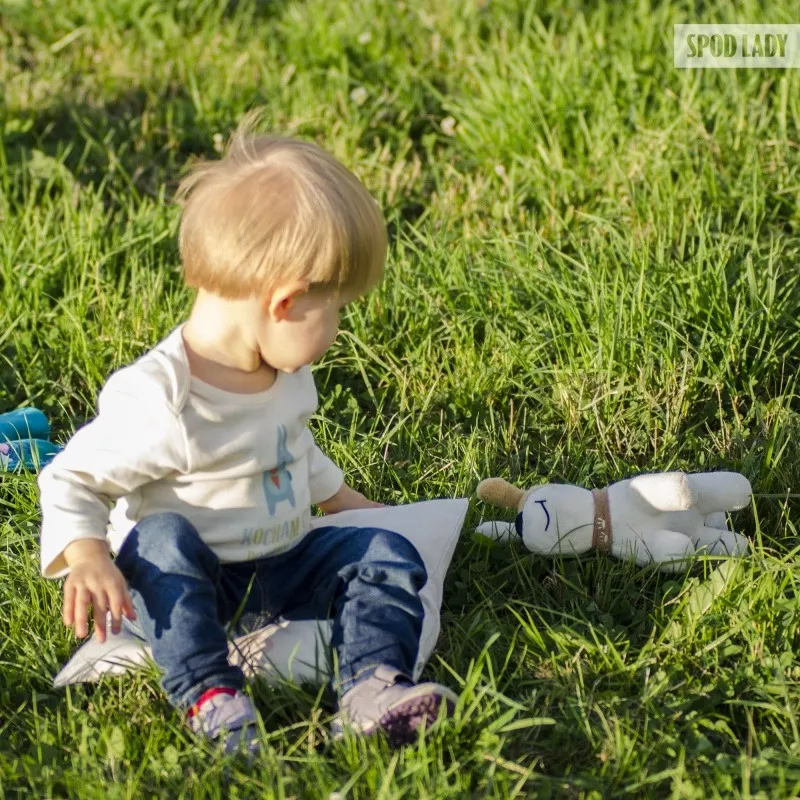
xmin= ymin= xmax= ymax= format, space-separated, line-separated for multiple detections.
xmin=114 ymin=513 xmax=427 ymax=710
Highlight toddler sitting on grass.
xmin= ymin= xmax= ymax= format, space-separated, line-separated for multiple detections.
xmin=38 ymin=123 xmax=457 ymax=755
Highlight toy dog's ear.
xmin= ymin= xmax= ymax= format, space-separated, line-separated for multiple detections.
xmin=477 ymin=478 xmax=528 ymax=511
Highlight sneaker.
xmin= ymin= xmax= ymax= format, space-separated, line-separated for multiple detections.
xmin=332 ymin=665 xmax=458 ymax=747
xmin=187 ymin=687 xmax=261 ymax=756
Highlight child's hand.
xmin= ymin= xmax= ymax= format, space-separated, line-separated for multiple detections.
xmin=317 ymin=484 xmax=386 ymax=514
xmin=62 ymin=539 xmax=136 ymax=643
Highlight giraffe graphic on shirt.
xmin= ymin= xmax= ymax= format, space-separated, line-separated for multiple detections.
xmin=263 ymin=425 xmax=296 ymax=515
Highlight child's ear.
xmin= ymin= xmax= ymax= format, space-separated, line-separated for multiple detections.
xmin=266 ymin=280 xmax=310 ymax=321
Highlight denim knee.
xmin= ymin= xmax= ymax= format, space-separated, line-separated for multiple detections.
xmin=116 ymin=513 xmax=212 ymax=574
xmin=358 ymin=529 xmax=427 ymax=584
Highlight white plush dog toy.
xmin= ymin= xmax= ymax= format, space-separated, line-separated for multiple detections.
xmin=475 ymin=471 xmax=752 ymax=572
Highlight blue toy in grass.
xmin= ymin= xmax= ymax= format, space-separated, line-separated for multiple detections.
xmin=0 ymin=407 xmax=50 ymax=441
xmin=0 ymin=407 xmax=62 ymax=472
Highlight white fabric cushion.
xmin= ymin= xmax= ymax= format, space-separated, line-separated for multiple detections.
xmin=52 ymin=499 xmax=468 ymax=688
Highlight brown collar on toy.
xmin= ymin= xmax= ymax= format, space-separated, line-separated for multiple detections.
xmin=591 ymin=488 xmax=613 ymax=554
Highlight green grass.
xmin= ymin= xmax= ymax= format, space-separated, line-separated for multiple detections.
xmin=2 ymin=0 xmax=800 ymax=796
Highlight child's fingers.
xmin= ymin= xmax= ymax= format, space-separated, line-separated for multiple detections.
xmin=73 ymin=586 xmax=91 ymax=638
xmin=62 ymin=582 xmax=75 ymax=627
xmin=108 ymin=590 xmax=123 ymax=635
xmin=92 ymin=590 xmax=108 ymax=644
xmin=121 ymin=586 xmax=137 ymax=621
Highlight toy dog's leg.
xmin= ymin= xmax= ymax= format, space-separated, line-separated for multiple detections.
xmin=629 ymin=472 xmax=752 ymax=516
xmin=704 ymin=511 xmax=728 ymax=530
xmin=692 ymin=524 xmax=750 ymax=556
xmin=705 ymin=532 xmax=750 ymax=556
xmin=619 ymin=529 xmax=695 ymax=571
xmin=687 ymin=473 xmax=752 ymax=514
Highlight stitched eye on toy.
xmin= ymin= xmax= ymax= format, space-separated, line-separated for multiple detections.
xmin=533 ymin=499 xmax=551 ymax=531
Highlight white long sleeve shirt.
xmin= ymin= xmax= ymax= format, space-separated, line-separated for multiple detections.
xmin=38 ymin=327 xmax=344 ymax=578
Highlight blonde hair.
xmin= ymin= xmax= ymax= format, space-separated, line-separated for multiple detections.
xmin=176 ymin=124 xmax=387 ymax=300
